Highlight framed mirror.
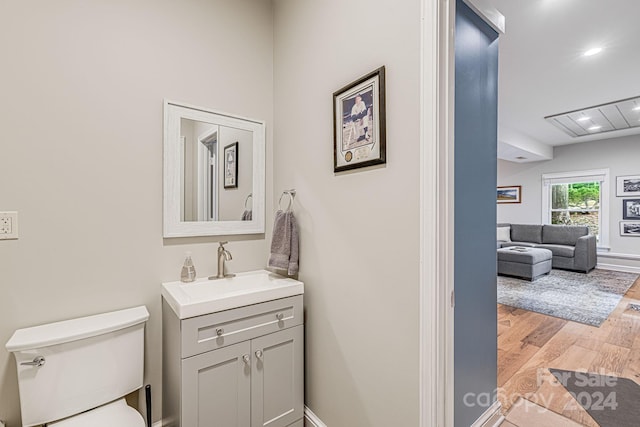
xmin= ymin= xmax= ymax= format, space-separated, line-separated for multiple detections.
xmin=163 ymin=100 xmax=265 ymax=237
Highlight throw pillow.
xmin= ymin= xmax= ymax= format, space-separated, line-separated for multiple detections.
xmin=497 ymin=225 xmax=511 ymax=242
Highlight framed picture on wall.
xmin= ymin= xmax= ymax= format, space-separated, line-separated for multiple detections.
xmin=620 ymin=222 xmax=640 ymax=236
xmin=623 ymin=199 xmax=640 ymax=220
xmin=616 ymin=175 xmax=640 ymax=197
xmin=497 ymin=186 xmax=522 ymax=204
xmin=224 ymin=142 xmax=238 ymax=189
xmin=333 ymin=66 xmax=386 ymax=173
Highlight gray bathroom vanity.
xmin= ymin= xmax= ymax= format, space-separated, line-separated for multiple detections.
xmin=162 ymin=271 xmax=304 ymax=427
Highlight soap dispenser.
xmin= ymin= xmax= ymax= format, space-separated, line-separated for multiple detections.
xmin=181 ymin=252 xmax=197 ymax=283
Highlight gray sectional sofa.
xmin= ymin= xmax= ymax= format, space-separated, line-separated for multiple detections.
xmin=497 ymin=224 xmax=597 ymax=273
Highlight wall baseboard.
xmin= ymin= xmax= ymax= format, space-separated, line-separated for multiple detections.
xmin=597 ymin=263 xmax=640 ymax=274
xmin=596 ymin=251 xmax=640 ymax=274
xmin=470 ymin=401 xmax=504 ymax=427
xmin=152 ymin=409 xmax=320 ymax=427
xmin=598 ymin=252 xmax=640 ymax=261
xmin=304 ymin=406 xmax=327 ymax=427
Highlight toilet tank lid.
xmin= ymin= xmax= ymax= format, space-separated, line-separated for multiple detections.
xmin=5 ymin=306 xmax=149 ymax=352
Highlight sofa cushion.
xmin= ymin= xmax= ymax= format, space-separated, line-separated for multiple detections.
xmin=501 ymin=242 xmax=536 ymax=248
xmin=536 ymin=244 xmax=575 ymax=258
xmin=542 ymin=225 xmax=589 ymax=246
xmin=497 ymin=225 xmax=511 ymax=242
xmin=497 ymin=247 xmax=553 ymax=264
xmin=510 ymin=224 xmax=543 ymax=243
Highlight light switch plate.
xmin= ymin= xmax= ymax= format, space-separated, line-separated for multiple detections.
xmin=0 ymin=211 xmax=19 ymax=240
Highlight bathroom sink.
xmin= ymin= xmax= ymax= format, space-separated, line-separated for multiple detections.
xmin=161 ymin=270 xmax=304 ymax=319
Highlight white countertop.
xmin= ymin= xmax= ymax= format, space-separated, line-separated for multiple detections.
xmin=161 ymin=269 xmax=304 ymax=319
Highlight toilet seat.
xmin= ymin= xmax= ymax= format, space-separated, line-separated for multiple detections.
xmin=49 ymin=398 xmax=145 ymax=427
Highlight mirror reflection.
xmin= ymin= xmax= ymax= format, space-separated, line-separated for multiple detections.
xmin=180 ymin=119 xmax=253 ymax=222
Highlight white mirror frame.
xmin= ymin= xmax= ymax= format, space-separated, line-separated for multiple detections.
xmin=163 ymin=100 xmax=265 ymax=237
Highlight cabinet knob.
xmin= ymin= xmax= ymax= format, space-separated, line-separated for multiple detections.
xmin=216 ymin=328 xmax=224 ymax=336
xmin=255 ymin=350 xmax=263 ymax=359
xmin=276 ymin=313 xmax=284 ymax=321
xmin=242 ymin=354 xmax=250 ymax=364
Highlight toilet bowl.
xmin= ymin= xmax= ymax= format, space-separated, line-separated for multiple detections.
xmin=49 ymin=399 xmax=144 ymax=427
xmin=5 ymin=306 xmax=149 ymax=427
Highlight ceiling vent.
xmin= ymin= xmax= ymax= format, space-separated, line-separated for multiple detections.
xmin=545 ymin=96 xmax=640 ymax=137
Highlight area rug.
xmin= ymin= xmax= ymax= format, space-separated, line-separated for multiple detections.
xmin=549 ymin=369 xmax=640 ymax=427
xmin=497 ymin=269 xmax=638 ymax=326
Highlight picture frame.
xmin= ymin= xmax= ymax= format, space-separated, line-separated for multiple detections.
xmin=616 ymin=175 xmax=640 ymax=197
xmin=620 ymin=222 xmax=640 ymax=236
xmin=623 ymin=199 xmax=640 ymax=220
xmin=223 ymin=142 xmax=238 ymax=189
xmin=333 ymin=66 xmax=386 ymax=172
xmin=497 ymin=186 xmax=522 ymax=204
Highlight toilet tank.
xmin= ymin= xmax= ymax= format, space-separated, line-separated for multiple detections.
xmin=5 ymin=306 xmax=149 ymax=427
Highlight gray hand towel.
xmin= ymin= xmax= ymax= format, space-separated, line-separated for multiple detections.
xmin=268 ymin=210 xmax=299 ymax=275
xmin=241 ymin=210 xmax=252 ymax=221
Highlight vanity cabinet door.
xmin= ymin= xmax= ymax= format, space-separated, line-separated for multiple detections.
xmin=251 ymin=326 xmax=304 ymax=427
xmin=182 ymin=341 xmax=251 ymax=427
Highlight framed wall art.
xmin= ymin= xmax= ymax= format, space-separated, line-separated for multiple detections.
xmin=497 ymin=186 xmax=522 ymax=204
xmin=224 ymin=141 xmax=238 ymax=189
xmin=620 ymin=222 xmax=640 ymax=236
xmin=616 ymin=175 xmax=640 ymax=197
xmin=333 ymin=66 xmax=386 ymax=173
xmin=623 ymin=199 xmax=640 ymax=220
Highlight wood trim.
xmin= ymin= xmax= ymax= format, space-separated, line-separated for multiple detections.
xmin=597 ymin=263 xmax=640 ymax=274
xmin=420 ymin=0 xmax=455 ymax=426
xmin=540 ymin=168 xmax=611 ymax=248
xmin=462 ymin=0 xmax=505 ymax=34
xmin=304 ymin=406 xmax=327 ymax=427
xmin=598 ymin=251 xmax=640 ymax=261
xmin=470 ymin=401 xmax=504 ymax=427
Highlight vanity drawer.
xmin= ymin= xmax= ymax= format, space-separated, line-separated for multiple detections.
xmin=181 ymin=295 xmax=303 ymax=358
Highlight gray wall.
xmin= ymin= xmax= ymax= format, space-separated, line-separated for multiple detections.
xmin=0 ymin=1 xmax=273 ymax=424
xmin=454 ymin=1 xmax=499 ymax=425
xmin=498 ymin=135 xmax=640 ymax=270
xmin=273 ymin=0 xmax=422 ymax=425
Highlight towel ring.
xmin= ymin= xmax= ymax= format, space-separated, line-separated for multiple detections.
xmin=244 ymin=193 xmax=253 ymax=210
xmin=278 ymin=189 xmax=296 ymax=211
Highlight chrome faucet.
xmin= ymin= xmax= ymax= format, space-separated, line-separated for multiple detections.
xmin=209 ymin=242 xmax=235 ymax=280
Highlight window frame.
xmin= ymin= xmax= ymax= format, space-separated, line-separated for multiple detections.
xmin=541 ymin=168 xmax=610 ymax=250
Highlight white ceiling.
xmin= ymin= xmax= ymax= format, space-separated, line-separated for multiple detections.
xmin=490 ymin=0 xmax=640 ymax=161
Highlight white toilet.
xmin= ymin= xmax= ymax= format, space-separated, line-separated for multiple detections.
xmin=5 ymin=306 xmax=149 ymax=427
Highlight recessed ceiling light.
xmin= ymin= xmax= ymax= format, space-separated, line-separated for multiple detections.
xmin=584 ymin=47 xmax=603 ymax=57
xmin=576 ymin=116 xmax=590 ymax=122
xmin=515 ymin=156 xmax=527 ymax=160
xmin=588 ymin=125 xmax=602 ymax=131
xmin=633 ymin=106 xmax=640 ymax=111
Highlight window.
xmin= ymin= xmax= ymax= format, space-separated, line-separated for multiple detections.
xmin=542 ymin=169 xmax=610 ymax=250
xmin=550 ymin=182 xmax=600 ymax=237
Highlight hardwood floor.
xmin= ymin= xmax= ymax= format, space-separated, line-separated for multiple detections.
xmin=498 ymin=273 xmax=640 ymax=426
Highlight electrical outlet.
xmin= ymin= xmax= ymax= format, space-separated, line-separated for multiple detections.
xmin=0 ymin=211 xmax=18 ymax=240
